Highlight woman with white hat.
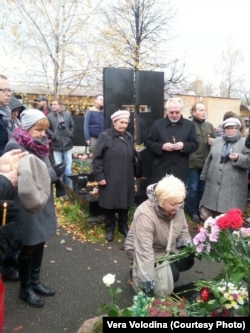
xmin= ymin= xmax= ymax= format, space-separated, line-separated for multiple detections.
xmin=93 ymin=110 xmax=135 ymax=241
xmin=199 ymin=117 xmax=250 ymax=220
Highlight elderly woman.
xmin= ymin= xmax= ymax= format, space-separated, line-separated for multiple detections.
xmin=93 ymin=110 xmax=134 ymax=241
xmin=125 ymin=174 xmax=194 ymax=297
xmin=4 ymin=109 xmax=64 ymax=308
xmin=199 ymin=117 xmax=250 ymax=220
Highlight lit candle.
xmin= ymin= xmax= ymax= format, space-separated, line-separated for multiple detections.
xmin=2 ymin=202 xmax=7 ymax=226
xmin=172 ymin=136 xmax=176 ymax=144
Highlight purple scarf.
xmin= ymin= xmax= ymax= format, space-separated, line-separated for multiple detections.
xmin=12 ymin=127 xmax=50 ymax=157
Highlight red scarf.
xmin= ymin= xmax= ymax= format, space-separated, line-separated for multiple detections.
xmin=12 ymin=127 xmax=50 ymax=157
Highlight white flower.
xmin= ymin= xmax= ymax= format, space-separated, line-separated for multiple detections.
xmin=103 ymin=274 xmax=116 ymax=287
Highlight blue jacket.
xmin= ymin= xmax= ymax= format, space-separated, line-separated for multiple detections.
xmin=83 ymin=107 xmax=104 ymax=142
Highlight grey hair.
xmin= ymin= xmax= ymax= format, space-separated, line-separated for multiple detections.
xmin=165 ymin=97 xmax=184 ymax=111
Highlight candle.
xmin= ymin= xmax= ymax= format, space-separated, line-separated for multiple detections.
xmin=2 ymin=202 xmax=7 ymax=226
xmin=172 ymin=136 xmax=176 ymax=144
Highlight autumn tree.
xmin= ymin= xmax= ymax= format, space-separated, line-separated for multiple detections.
xmin=185 ymin=77 xmax=216 ymax=97
xmin=217 ymin=43 xmax=244 ymax=98
xmin=1 ymin=0 xmax=103 ymax=97
xmin=239 ymin=88 xmax=250 ymax=107
xmin=0 ymin=0 xmax=187 ymax=99
xmin=98 ymin=0 xmax=186 ymax=94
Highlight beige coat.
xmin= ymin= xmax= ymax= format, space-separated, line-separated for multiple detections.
xmin=124 ymin=197 xmax=191 ymax=287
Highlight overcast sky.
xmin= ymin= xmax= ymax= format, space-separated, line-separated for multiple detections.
xmin=2 ymin=0 xmax=249 ymax=89
xmin=169 ymin=0 xmax=249 ymax=84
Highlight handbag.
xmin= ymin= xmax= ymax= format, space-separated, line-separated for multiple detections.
xmin=133 ymin=150 xmax=143 ymax=178
xmin=154 ymin=220 xmax=174 ymax=298
xmin=132 ymin=220 xmax=174 ymax=298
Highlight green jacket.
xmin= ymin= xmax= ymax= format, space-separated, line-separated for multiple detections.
xmin=189 ymin=119 xmax=214 ymax=169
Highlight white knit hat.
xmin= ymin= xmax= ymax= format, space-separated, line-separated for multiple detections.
xmin=222 ymin=117 xmax=241 ymax=129
xmin=111 ymin=110 xmax=130 ymax=122
xmin=20 ymin=109 xmax=46 ymax=130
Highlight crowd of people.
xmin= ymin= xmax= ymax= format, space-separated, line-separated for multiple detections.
xmin=1 ymin=72 xmax=250 ymax=328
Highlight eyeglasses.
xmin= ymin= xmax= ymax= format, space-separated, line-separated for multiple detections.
xmin=224 ymin=126 xmax=238 ymax=130
xmin=159 ymin=201 xmax=184 ymax=213
xmin=168 ymin=201 xmax=184 ymax=208
xmin=0 ymin=88 xmax=12 ymax=94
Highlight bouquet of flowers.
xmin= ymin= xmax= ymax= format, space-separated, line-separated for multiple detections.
xmin=192 ymin=208 xmax=250 ymax=284
xmin=129 ymin=280 xmax=249 ymax=317
xmin=188 ymin=279 xmax=249 ymax=317
xmin=99 ymin=209 xmax=250 ymax=318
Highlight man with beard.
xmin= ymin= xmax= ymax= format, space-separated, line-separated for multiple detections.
xmin=146 ymin=97 xmax=198 ymax=183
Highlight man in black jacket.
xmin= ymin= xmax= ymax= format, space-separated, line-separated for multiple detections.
xmin=146 ymin=97 xmax=198 ymax=184
xmin=46 ymin=98 xmax=75 ymax=188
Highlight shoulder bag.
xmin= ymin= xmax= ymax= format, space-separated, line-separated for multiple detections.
xmin=132 ymin=220 xmax=174 ymax=298
xmin=153 ymin=220 xmax=174 ymax=298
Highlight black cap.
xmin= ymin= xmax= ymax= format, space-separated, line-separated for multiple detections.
xmin=34 ymin=95 xmax=48 ymax=102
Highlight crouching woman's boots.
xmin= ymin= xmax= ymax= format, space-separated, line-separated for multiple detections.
xmin=18 ymin=253 xmax=44 ymax=308
xmin=31 ymin=244 xmax=55 ymax=297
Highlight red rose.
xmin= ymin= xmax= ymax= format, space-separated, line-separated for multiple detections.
xmin=200 ymin=287 xmax=210 ymax=301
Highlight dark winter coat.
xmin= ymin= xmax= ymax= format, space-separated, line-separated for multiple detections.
xmin=93 ymin=128 xmax=135 ymax=209
xmin=245 ymin=132 xmax=250 ymax=148
xmin=4 ymin=139 xmax=58 ymax=246
xmin=146 ymin=116 xmax=198 ymax=183
xmin=0 ymin=175 xmax=14 ymax=200
xmin=0 ymin=176 xmax=17 ymax=266
xmin=47 ymin=111 xmax=75 ymax=151
xmin=0 ymin=105 xmax=13 ymax=156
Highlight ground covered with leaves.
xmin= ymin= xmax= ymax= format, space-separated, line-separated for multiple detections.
xmin=54 ymin=191 xmax=224 ymax=244
xmin=54 ymin=191 xmax=132 ymax=244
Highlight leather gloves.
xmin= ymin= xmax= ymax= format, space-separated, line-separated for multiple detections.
xmin=141 ymin=288 xmax=154 ymax=297
xmin=0 ymin=200 xmax=19 ymax=225
xmin=54 ymin=162 xmax=65 ymax=178
xmin=140 ymin=281 xmax=155 ymax=297
xmin=176 ymin=239 xmax=191 ymax=250
xmin=55 ymin=179 xmax=66 ymax=198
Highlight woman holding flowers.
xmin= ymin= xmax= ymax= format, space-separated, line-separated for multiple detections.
xmin=125 ymin=175 xmax=194 ymax=298
xmin=199 ymin=117 xmax=250 ymax=221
